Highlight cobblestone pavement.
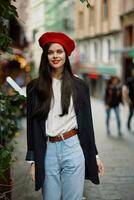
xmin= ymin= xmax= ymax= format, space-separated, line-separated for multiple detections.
xmin=11 ymin=99 xmax=134 ymax=200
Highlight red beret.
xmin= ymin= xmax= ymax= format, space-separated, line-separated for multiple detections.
xmin=38 ymin=32 xmax=75 ymax=56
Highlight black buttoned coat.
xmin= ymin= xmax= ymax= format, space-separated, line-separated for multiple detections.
xmin=26 ymin=76 xmax=100 ymax=191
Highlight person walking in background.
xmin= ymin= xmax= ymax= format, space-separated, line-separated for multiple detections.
xmin=25 ymin=32 xmax=104 ymax=200
xmin=104 ymin=76 xmax=122 ymax=136
xmin=124 ymin=68 xmax=134 ymax=132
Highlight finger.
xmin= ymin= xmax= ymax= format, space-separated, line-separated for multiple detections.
xmin=99 ymin=164 xmax=104 ymax=176
xmin=32 ymin=176 xmax=35 ymax=182
xmin=98 ymin=163 xmax=104 ymax=175
xmin=30 ymin=171 xmax=35 ymax=182
xmin=31 ymin=173 xmax=35 ymax=182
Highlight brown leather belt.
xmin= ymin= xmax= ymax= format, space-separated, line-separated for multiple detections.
xmin=48 ymin=129 xmax=77 ymax=142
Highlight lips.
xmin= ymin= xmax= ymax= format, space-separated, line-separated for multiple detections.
xmin=52 ymin=60 xmax=60 ymax=64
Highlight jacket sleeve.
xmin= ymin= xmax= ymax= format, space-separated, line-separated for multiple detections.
xmin=85 ymin=83 xmax=98 ymax=155
xmin=25 ymin=81 xmax=35 ymax=161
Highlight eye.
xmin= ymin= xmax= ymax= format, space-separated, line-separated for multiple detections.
xmin=57 ymin=50 xmax=64 ymax=54
xmin=48 ymin=51 xmax=53 ymax=55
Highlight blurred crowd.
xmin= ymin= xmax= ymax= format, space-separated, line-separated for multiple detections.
xmin=104 ymin=69 xmax=134 ymax=135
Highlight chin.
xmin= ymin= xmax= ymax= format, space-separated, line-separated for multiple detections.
xmin=52 ymin=65 xmax=62 ymax=69
xmin=51 ymin=64 xmax=64 ymax=68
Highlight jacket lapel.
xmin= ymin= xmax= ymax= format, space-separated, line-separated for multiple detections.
xmin=72 ymin=78 xmax=83 ymax=116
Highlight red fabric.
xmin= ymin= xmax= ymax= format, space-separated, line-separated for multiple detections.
xmin=38 ymin=32 xmax=75 ymax=56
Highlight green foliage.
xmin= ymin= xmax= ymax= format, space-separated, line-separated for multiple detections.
xmin=0 ymin=91 xmax=25 ymax=145
xmin=80 ymin=0 xmax=92 ymax=8
xmin=0 ymin=91 xmax=26 ymax=181
xmin=0 ymin=0 xmax=18 ymax=50
xmin=0 ymin=144 xmax=14 ymax=181
xmin=0 ymin=0 xmax=18 ymax=20
xmin=29 ymin=61 xmax=36 ymax=79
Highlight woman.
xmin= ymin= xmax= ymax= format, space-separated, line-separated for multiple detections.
xmin=104 ymin=76 xmax=122 ymax=136
xmin=26 ymin=32 xmax=104 ymax=200
xmin=125 ymin=69 xmax=134 ymax=131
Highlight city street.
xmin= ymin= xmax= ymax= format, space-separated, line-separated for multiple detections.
xmin=11 ymin=98 xmax=134 ymax=200
xmin=1 ymin=1 xmax=134 ymax=200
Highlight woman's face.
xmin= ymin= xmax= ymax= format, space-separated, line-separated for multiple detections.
xmin=48 ymin=43 xmax=66 ymax=70
xmin=112 ymin=78 xmax=118 ymax=85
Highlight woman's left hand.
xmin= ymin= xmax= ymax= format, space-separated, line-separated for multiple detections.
xmin=96 ymin=158 xmax=104 ymax=176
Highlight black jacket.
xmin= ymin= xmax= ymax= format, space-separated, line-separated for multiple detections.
xmin=104 ymin=84 xmax=122 ymax=107
xmin=126 ymin=77 xmax=134 ymax=103
xmin=25 ymin=76 xmax=100 ymax=191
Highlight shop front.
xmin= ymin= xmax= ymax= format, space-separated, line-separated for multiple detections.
xmin=77 ymin=65 xmax=117 ymax=99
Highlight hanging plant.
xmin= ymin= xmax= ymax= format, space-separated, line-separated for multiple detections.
xmin=0 ymin=91 xmax=25 ymax=182
xmin=0 ymin=0 xmax=18 ymax=51
xmin=80 ymin=0 xmax=92 ymax=8
xmin=0 ymin=92 xmax=25 ymax=145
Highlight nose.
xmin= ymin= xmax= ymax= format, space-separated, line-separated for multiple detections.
xmin=53 ymin=52 xmax=58 ymax=58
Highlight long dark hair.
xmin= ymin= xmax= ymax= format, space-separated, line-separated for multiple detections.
xmin=33 ymin=43 xmax=75 ymax=119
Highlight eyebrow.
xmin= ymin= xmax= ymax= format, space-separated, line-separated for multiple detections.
xmin=48 ymin=49 xmax=64 ymax=51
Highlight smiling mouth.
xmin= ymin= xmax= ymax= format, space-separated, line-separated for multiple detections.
xmin=52 ymin=60 xmax=61 ymax=64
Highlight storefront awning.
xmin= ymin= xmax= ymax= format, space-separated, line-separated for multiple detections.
xmin=97 ymin=66 xmax=116 ymax=75
xmin=78 ymin=65 xmax=116 ymax=76
xmin=110 ymin=47 xmax=134 ymax=57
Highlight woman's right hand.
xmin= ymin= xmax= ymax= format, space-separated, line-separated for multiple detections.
xmin=30 ymin=163 xmax=35 ymax=182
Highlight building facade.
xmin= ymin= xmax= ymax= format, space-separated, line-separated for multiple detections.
xmin=22 ymin=0 xmax=76 ymax=73
xmin=0 ymin=1 xmax=31 ymax=89
xmin=75 ymin=0 xmax=124 ymax=98
xmin=120 ymin=0 xmax=134 ymax=80
xmin=44 ymin=0 xmax=75 ymax=35
xmin=44 ymin=0 xmax=76 ymax=66
xmin=24 ymin=0 xmax=46 ymax=73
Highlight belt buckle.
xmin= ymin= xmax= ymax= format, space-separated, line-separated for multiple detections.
xmin=57 ymin=134 xmax=61 ymax=138
xmin=58 ymin=133 xmax=64 ymax=141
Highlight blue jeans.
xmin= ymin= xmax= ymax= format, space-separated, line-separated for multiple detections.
xmin=42 ymin=134 xmax=85 ymax=200
xmin=106 ymin=106 xmax=121 ymax=133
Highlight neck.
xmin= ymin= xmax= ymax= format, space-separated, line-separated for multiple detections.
xmin=52 ymin=67 xmax=64 ymax=79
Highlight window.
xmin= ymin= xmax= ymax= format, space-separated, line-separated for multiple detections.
xmin=107 ymin=39 xmax=111 ymax=61
xmin=102 ymin=38 xmax=111 ymax=63
xmin=79 ymin=11 xmax=84 ymax=29
xmin=63 ymin=18 xmax=73 ymax=31
xmin=32 ymin=29 xmax=37 ymax=43
xmin=89 ymin=8 xmax=95 ymax=25
xmin=103 ymin=0 xmax=108 ymax=19
xmin=125 ymin=25 xmax=133 ymax=47
xmin=90 ymin=42 xmax=96 ymax=63
xmin=94 ymin=41 xmax=98 ymax=60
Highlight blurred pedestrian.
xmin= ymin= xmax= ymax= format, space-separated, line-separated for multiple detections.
xmin=25 ymin=32 xmax=104 ymax=200
xmin=124 ymin=68 xmax=134 ymax=131
xmin=104 ymin=76 xmax=122 ymax=136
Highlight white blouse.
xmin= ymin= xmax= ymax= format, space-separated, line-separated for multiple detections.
xmin=46 ymin=77 xmax=78 ymax=136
